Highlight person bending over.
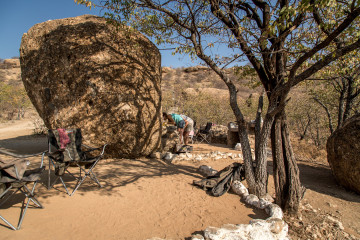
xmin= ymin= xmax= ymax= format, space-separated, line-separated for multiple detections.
xmin=162 ymin=112 xmax=187 ymax=144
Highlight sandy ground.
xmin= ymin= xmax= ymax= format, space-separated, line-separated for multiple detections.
xmin=0 ymin=119 xmax=359 ymax=239
xmin=0 ymin=119 xmax=266 ymax=240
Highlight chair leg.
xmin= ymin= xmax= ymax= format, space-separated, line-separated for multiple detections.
xmin=17 ymin=193 xmax=31 ymax=230
xmin=88 ymin=170 xmax=102 ymax=187
xmin=0 ymin=184 xmax=43 ymax=230
xmin=59 ymin=177 xmax=70 ymax=196
xmin=17 ymin=185 xmax=43 ymax=230
xmin=198 ymin=134 xmax=205 ymax=143
xmin=0 ymin=187 xmax=18 ymax=230
xmin=70 ymin=178 xmax=85 ymax=196
xmin=48 ymin=159 xmax=73 ymax=196
xmin=48 ymin=158 xmax=52 ymax=190
xmin=0 ymin=215 xmax=17 ymax=230
xmin=23 ymin=184 xmax=43 ymax=208
xmin=70 ymin=161 xmax=102 ymax=196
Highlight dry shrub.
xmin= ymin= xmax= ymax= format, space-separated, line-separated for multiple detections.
xmin=292 ymin=137 xmax=327 ymax=164
xmin=0 ymin=82 xmax=32 ymax=120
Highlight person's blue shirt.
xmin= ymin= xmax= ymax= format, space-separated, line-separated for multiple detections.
xmin=171 ymin=113 xmax=185 ymax=128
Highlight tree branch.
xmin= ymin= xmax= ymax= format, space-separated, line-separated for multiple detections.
xmin=293 ymin=37 xmax=360 ymax=87
xmin=289 ymin=7 xmax=360 ymax=79
xmin=209 ymin=0 xmax=270 ymax=87
xmin=313 ymin=97 xmax=334 ymax=134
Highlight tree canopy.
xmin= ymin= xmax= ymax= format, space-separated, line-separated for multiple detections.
xmin=76 ymin=0 xmax=360 ymax=213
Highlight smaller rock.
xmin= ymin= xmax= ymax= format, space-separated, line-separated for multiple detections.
xmin=198 ymin=165 xmax=218 ymax=177
xmin=163 ymin=152 xmax=177 ymax=162
xmin=191 ymin=234 xmax=204 ymax=240
xmin=258 ymin=198 xmax=272 ymax=209
xmin=163 ymin=152 xmax=173 ymax=160
xmin=150 ymin=152 xmax=161 ymax=159
xmin=231 ymin=180 xmax=249 ymax=197
xmin=267 ymin=218 xmax=286 ymax=234
xmin=234 ymin=143 xmax=242 ymax=151
xmin=265 ymin=204 xmax=283 ymax=220
xmin=261 ymin=194 xmax=274 ymax=203
xmin=244 ymin=194 xmax=260 ymax=208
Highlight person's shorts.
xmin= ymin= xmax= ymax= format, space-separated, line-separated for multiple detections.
xmin=178 ymin=120 xmax=185 ymax=129
xmin=184 ymin=119 xmax=194 ymax=132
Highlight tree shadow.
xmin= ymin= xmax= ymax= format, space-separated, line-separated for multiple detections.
xmin=297 ymin=160 xmax=360 ymax=203
xmin=267 ymin=159 xmax=360 ymax=203
xmin=0 ymin=135 xmax=47 ymax=155
xmin=18 ymin=157 xmax=205 ymax=199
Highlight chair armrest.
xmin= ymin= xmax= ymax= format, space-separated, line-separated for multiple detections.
xmin=82 ymin=144 xmax=108 ymax=156
xmin=44 ymin=149 xmax=65 ymax=156
xmin=44 ymin=149 xmax=65 ymax=161
xmin=0 ymin=159 xmax=29 ymax=180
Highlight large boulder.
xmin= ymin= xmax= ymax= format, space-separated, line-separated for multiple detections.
xmin=326 ymin=114 xmax=360 ymax=194
xmin=20 ymin=15 xmax=162 ymax=158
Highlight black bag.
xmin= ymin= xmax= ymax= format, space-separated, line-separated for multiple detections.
xmin=193 ymin=162 xmax=245 ymax=197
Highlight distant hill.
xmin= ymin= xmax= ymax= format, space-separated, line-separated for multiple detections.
xmin=161 ymin=65 xmax=257 ymax=102
xmin=0 ymin=58 xmax=21 ymax=86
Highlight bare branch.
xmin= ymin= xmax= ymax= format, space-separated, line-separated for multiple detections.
xmin=313 ymin=97 xmax=334 ymax=134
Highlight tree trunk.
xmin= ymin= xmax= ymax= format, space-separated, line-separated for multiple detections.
xmin=271 ymin=110 xmax=305 ymax=214
xmin=235 ymin=108 xmax=269 ymax=198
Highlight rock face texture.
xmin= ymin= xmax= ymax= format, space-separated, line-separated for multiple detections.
xmin=20 ymin=15 xmax=162 ymax=158
xmin=326 ymin=114 xmax=360 ymax=194
xmin=161 ymin=126 xmax=180 ymax=153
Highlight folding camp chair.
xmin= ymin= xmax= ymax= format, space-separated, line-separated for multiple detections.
xmin=0 ymin=157 xmax=45 ymax=230
xmin=195 ymin=122 xmax=212 ymax=144
xmin=46 ymin=129 xmax=107 ymax=196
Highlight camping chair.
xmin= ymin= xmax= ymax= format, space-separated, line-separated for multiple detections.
xmin=46 ymin=129 xmax=107 ymax=196
xmin=0 ymin=157 xmax=45 ymax=230
xmin=195 ymin=122 xmax=212 ymax=144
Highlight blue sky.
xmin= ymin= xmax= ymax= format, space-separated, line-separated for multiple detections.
xmin=0 ymin=0 xmax=198 ymax=68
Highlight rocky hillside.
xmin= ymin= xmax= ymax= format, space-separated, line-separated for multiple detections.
xmin=162 ymin=65 xmax=257 ymax=101
xmin=0 ymin=58 xmax=21 ymax=85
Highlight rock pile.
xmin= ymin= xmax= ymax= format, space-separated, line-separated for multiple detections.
xmin=20 ymin=15 xmax=162 ymax=158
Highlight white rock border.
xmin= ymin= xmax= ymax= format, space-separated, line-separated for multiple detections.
xmin=192 ymin=165 xmax=289 ymax=240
